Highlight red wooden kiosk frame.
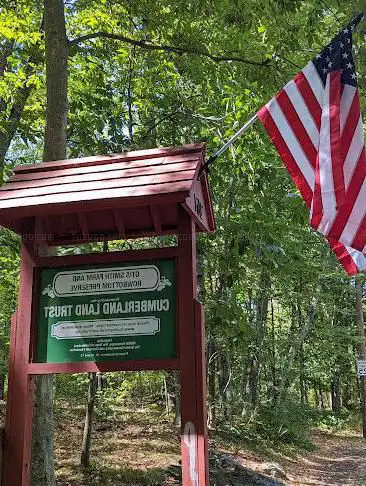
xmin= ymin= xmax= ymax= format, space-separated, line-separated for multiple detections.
xmin=0 ymin=144 xmax=215 ymax=486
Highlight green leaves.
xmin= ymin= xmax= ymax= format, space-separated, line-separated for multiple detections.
xmin=0 ymin=0 xmax=364 ymax=441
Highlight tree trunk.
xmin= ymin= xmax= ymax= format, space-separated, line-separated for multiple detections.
xmin=207 ymin=340 xmax=216 ymax=428
xmin=355 ymin=276 xmax=366 ymax=438
xmin=170 ymin=371 xmax=181 ymax=428
xmin=0 ymin=39 xmax=15 ymax=119
xmin=218 ymin=352 xmax=231 ymax=421
xmin=0 ymin=79 xmax=33 ymax=181
xmin=0 ymin=39 xmax=15 ymax=80
xmin=278 ymin=287 xmax=319 ymax=402
xmin=248 ymin=270 xmax=269 ymax=409
xmin=319 ymin=384 xmax=325 ymax=410
xmin=43 ymin=0 xmax=68 ymax=161
xmin=32 ymin=1 xmax=68 ymax=484
xmin=0 ymin=374 xmax=5 ymax=401
xmin=80 ymin=373 xmax=98 ymax=467
xmin=331 ymin=374 xmax=342 ymax=412
xmin=248 ymin=356 xmax=260 ymax=409
xmin=163 ymin=375 xmax=171 ymax=415
xmin=0 ymin=18 xmax=43 ymax=181
xmin=343 ymin=382 xmax=352 ymax=410
xmin=80 ymin=242 xmax=108 ymax=467
xmin=270 ymin=298 xmax=277 ymax=403
xmin=299 ymin=344 xmax=308 ymax=406
xmin=31 ymin=376 xmax=56 ymax=486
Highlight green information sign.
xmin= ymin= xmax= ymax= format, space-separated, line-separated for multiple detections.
xmin=36 ymin=259 xmax=176 ymax=363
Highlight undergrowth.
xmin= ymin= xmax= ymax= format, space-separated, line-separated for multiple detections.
xmin=213 ymin=402 xmax=360 ymax=460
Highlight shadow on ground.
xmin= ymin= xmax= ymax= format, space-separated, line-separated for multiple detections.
xmin=56 ymin=463 xmax=170 ymax=486
xmin=56 ymin=461 xmax=286 ymax=486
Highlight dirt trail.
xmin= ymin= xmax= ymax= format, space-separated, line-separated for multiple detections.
xmin=54 ymin=416 xmax=366 ymax=486
xmin=281 ymin=430 xmax=366 ymax=486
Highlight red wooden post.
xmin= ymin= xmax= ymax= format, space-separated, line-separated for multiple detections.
xmin=3 ymin=243 xmax=35 ymax=486
xmin=3 ymin=312 xmax=17 ymax=476
xmin=194 ymin=300 xmax=209 ymax=484
xmin=178 ymin=207 xmax=209 ymax=486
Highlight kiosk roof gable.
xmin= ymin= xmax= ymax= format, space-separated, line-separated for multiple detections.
xmin=0 ymin=143 xmax=215 ymax=244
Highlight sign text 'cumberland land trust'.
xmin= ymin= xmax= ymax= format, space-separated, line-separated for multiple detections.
xmin=36 ymin=259 xmax=176 ymax=363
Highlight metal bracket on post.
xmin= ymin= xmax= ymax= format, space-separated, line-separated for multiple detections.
xmin=199 ymin=113 xmax=259 ymax=177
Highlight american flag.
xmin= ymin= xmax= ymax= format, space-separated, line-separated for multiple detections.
xmin=258 ymin=13 xmax=366 ymax=275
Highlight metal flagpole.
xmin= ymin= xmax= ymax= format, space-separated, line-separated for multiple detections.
xmin=202 ymin=113 xmax=258 ymax=174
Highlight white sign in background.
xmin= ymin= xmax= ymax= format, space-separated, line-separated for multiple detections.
xmin=357 ymin=359 xmax=366 ymax=377
xmin=51 ymin=316 xmax=160 ymax=340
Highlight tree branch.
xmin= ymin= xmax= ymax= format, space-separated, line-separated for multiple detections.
xmin=69 ymin=32 xmax=271 ymax=67
xmin=140 ymin=106 xmax=183 ymax=141
xmin=0 ymin=39 xmax=15 ymax=80
xmin=127 ymin=47 xmax=135 ymax=142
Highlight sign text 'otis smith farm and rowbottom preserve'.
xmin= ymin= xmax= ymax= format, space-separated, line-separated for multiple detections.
xmin=36 ymin=259 xmax=176 ymax=363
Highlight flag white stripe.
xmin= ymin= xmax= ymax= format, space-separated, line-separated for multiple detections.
xmin=314 ymin=76 xmax=337 ymax=234
xmin=302 ymin=61 xmax=325 ymax=107
xmin=347 ymin=246 xmax=366 ymax=270
xmin=340 ymin=177 xmax=366 ymax=246
xmin=344 ymin=116 xmax=363 ymax=189
xmin=340 ymin=85 xmax=356 ymax=135
xmin=284 ymin=80 xmax=320 ymax=148
xmin=266 ymin=98 xmax=315 ymax=190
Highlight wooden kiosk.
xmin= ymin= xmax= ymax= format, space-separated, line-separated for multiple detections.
xmin=0 ymin=143 xmax=215 ymax=486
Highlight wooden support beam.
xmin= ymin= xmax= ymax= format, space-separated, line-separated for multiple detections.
xmin=77 ymin=212 xmax=89 ymax=240
xmin=28 ymin=358 xmax=180 ymax=374
xmin=33 ymin=217 xmax=48 ymax=255
xmin=34 ymin=246 xmax=178 ymax=268
xmin=112 ymin=208 xmax=126 ymax=237
xmin=150 ymin=205 xmax=162 ymax=233
xmin=48 ymin=228 xmax=177 ymax=246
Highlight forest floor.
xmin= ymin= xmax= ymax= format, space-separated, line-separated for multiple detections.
xmin=282 ymin=429 xmax=366 ymax=485
xmin=54 ymin=408 xmax=366 ymax=486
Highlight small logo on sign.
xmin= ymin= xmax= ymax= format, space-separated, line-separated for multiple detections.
xmin=42 ymin=284 xmax=56 ymax=299
xmin=157 ymin=276 xmax=172 ymax=291
xmin=194 ymin=194 xmax=203 ymax=219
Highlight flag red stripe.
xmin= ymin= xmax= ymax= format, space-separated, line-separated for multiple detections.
xmin=310 ymin=153 xmax=323 ymax=228
xmin=328 ymin=239 xmax=359 ymax=275
xmin=326 ymin=149 xmax=366 ymax=243
xmin=329 ymin=72 xmax=345 ymax=206
xmin=340 ymin=84 xmax=345 ymax=98
xmin=350 ymin=156 xmax=366 ymax=250
xmin=341 ymin=91 xmax=360 ymax=161
xmin=351 ymin=212 xmax=366 ymax=250
xmin=294 ymin=72 xmax=322 ymax=130
xmin=276 ymin=90 xmax=318 ymax=168
xmin=258 ymin=106 xmax=313 ymax=207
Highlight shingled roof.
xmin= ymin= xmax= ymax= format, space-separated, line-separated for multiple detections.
xmin=0 ymin=143 xmax=215 ymax=244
